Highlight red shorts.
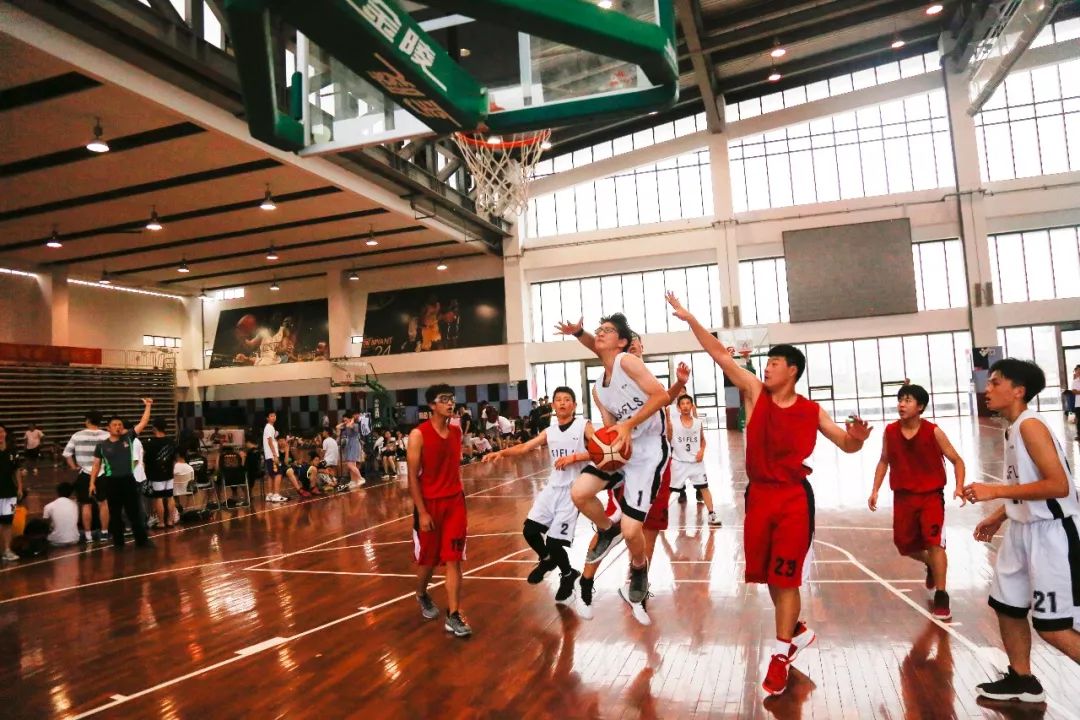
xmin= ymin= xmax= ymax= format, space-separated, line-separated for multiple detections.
xmin=892 ymin=490 xmax=945 ymax=556
xmin=743 ymin=481 xmax=815 ymax=588
xmin=603 ymin=462 xmax=672 ymax=530
xmin=413 ymin=493 xmax=467 ymax=566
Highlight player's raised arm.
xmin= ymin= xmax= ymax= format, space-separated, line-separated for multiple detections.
xmin=668 ymin=361 xmax=690 ymax=403
xmin=555 ymin=316 xmax=597 ymax=355
xmin=665 ymin=292 xmax=762 ymax=397
xmin=818 ymin=408 xmax=872 ymax=453
xmin=964 ymin=419 xmax=1069 ymax=503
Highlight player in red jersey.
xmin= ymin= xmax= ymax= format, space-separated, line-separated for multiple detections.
xmin=408 ymin=383 xmax=471 ymax=637
xmin=869 ymin=383 xmax=966 ymax=621
xmin=666 ymin=292 xmax=872 ymax=697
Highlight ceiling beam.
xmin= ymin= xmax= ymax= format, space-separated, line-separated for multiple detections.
xmin=38 ymin=206 xmax=388 ymax=267
xmin=719 ymin=26 xmax=940 ymax=99
xmin=0 ymin=122 xmax=205 ymax=178
xmin=110 ymin=225 xmax=429 ymax=275
xmin=7 ymin=187 xmax=344 ymax=253
xmin=0 ymin=158 xmax=281 ymax=223
xmin=0 ymin=72 xmax=102 ymax=112
xmin=164 ymin=243 xmax=473 ymax=284
xmin=675 ymin=0 xmax=725 ymax=132
xmin=706 ymin=0 xmax=938 ymax=62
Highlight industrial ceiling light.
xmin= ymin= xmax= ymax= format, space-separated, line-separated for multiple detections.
xmin=770 ymin=39 xmax=786 ymax=58
xmin=768 ymin=67 xmax=782 ymax=82
xmin=597 ymin=0 xmax=613 ymax=8
xmin=99 ymin=270 xmax=112 ymax=285
xmin=436 ymin=260 xmax=448 ymax=271
xmin=925 ymin=3 xmax=943 ymax=15
xmin=365 ymin=225 xmax=378 ymax=246
xmin=199 ymin=288 xmax=212 ymax=300
xmin=146 ymin=206 xmax=163 ymax=231
xmin=46 ymin=227 xmax=63 ymax=249
xmin=348 ymin=269 xmax=359 ymax=281
xmin=260 ymin=185 xmax=277 ymax=211
xmin=891 ymin=35 xmax=906 ymax=49
xmin=266 ymin=245 xmax=279 ymax=260
xmin=540 ymin=139 xmax=553 ymax=150
xmin=177 ymin=258 xmax=190 ymax=273
xmin=269 ymin=278 xmax=280 ymax=291
xmin=86 ymin=117 xmax=109 ymax=153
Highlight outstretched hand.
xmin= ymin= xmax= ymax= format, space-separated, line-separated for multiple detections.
xmin=676 ymin=361 xmax=691 ymax=384
xmin=482 ymin=451 xmax=502 ymax=464
xmin=665 ymin=291 xmax=692 ymax=322
xmin=846 ymin=416 xmax=872 ymax=441
xmin=555 ymin=317 xmax=584 ymax=337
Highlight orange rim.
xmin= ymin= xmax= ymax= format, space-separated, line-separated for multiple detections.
xmin=453 ymin=131 xmax=550 ymax=150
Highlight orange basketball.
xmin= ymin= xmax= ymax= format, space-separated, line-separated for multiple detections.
xmin=587 ymin=425 xmax=632 ymax=472
xmin=236 ymin=314 xmax=257 ymax=335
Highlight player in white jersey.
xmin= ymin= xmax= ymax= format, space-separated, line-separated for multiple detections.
xmin=964 ymin=359 xmax=1080 ymax=704
xmin=568 ymin=314 xmax=671 ymax=608
xmin=484 ymin=387 xmax=592 ymax=605
xmin=668 ymin=394 xmax=722 ymax=527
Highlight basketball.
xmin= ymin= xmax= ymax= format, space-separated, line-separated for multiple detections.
xmin=236 ymin=314 xmax=257 ymax=335
xmin=587 ymin=425 xmax=632 ymax=471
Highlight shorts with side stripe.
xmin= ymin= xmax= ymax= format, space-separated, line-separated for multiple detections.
xmin=989 ymin=516 xmax=1080 ymax=632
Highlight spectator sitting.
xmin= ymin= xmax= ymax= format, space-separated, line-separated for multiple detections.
xmin=380 ymin=431 xmax=398 ymax=477
xmin=172 ymin=459 xmax=195 ymax=519
xmin=285 ymin=450 xmax=322 ymax=498
xmin=44 ymin=482 xmax=80 ymax=546
xmin=471 ymin=434 xmax=493 ymax=458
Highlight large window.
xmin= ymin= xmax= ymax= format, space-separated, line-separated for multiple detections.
xmin=524 ymin=148 xmax=713 ymax=238
xmin=730 ymin=90 xmax=954 ymax=212
xmin=973 ymin=57 xmax=1080 ymax=182
xmin=538 ymin=113 xmax=707 ymax=174
xmin=998 ymin=325 xmax=1064 ymax=411
xmin=530 ymin=264 xmax=723 ymax=342
xmin=726 ymin=51 xmax=942 ymax=122
xmin=739 ymin=239 xmax=967 ymax=325
xmin=988 ymin=225 xmax=1080 ymax=304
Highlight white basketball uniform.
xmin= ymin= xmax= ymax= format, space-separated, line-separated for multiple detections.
xmin=670 ymin=416 xmax=707 ymax=490
xmin=989 ymin=410 xmax=1080 ymax=631
xmin=527 ymin=417 xmax=588 ymax=543
xmin=588 ymin=353 xmax=669 ymax=521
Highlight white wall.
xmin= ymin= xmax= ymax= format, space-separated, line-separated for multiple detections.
xmin=66 ymin=283 xmax=185 ymax=352
xmin=0 ymin=273 xmax=50 ymax=345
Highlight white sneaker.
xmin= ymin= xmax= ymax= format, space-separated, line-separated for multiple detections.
xmin=265 ymin=494 xmax=275 ymax=502
xmin=708 ymin=512 xmax=722 ymax=527
xmin=2 ymin=550 xmax=19 ymax=562
xmin=147 ymin=516 xmax=159 ymax=529
xmin=617 ymin=584 xmax=652 ymax=626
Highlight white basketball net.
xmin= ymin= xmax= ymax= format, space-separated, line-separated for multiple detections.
xmin=452 ymin=130 xmax=551 ymax=218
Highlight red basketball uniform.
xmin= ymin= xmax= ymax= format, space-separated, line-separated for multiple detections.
xmin=885 ymin=420 xmax=947 ymax=555
xmin=413 ymin=420 xmax=467 ymax=566
xmin=604 ymin=460 xmax=672 ymax=531
xmin=743 ymin=391 xmax=820 ymax=588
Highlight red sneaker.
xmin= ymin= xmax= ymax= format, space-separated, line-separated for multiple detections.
xmin=932 ymin=591 xmax=952 ymax=621
xmin=299 ymin=490 xmax=312 ymax=498
xmin=788 ymin=621 xmax=816 ymax=662
xmin=311 ymin=487 xmax=323 ymax=495
xmin=763 ymin=653 xmax=791 ymax=696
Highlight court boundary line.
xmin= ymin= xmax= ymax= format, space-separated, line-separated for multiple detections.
xmin=70 ymin=546 xmax=532 ymax=719
xmin=244 ymin=468 xmax=548 ymax=571
xmin=816 ymin=538 xmax=1080 ymax=720
xmin=0 ymin=552 xmax=287 ymax=605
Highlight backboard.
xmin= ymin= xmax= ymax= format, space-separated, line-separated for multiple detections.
xmin=715 ymin=325 xmax=770 ymax=362
xmin=231 ymin=0 xmax=678 ymax=156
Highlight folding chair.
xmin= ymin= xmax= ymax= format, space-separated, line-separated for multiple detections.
xmin=186 ymin=453 xmax=220 ymax=513
xmin=219 ymin=449 xmax=251 ymax=509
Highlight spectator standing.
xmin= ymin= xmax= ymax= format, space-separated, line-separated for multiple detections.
xmin=340 ymin=412 xmax=365 ymax=487
xmin=321 ymin=428 xmax=340 ymax=481
xmin=143 ymin=419 xmax=178 ymax=528
xmin=23 ymin=423 xmax=44 ymax=464
xmin=263 ymin=411 xmax=286 ymax=503
xmin=88 ymin=399 xmax=155 ymax=549
xmin=63 ymin=411 xmax=111 ymax=543
xmin=0 ymin=423 xmax=26 ymax=562
xmin=44 ymin=482 xmax=80 ymax=546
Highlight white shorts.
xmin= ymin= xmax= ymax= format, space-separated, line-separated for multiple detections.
xmin=671 ymin=459 xmax=707 ymax=491
xmin=0 ymin=497 xmax=15 ymax=518
xmin=527 ymin=483 xmax=579 ymax=543
xmin=989 ymin=517 xmax=1080 ymax=632
xmin=151 ymin=479 xmax=174 ymax=494
xmin=583 ymin=437 xmax=668 ymax=522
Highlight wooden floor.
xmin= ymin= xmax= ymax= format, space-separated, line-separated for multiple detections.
xmin=3 ymin=415 xmax=1080 ymax=720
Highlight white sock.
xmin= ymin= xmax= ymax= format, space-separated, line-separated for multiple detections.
xmin=773 ymin=638 xmax=792 ymax=657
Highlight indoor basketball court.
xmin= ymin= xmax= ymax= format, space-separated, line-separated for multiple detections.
xmin=1 ymin=0 xmax=1080 ymax=718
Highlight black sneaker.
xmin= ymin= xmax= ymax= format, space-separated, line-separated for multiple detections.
xmin=932 ymin=590 xmax=952 ymax=621
xmin=579 ymin=577 xmax=594 ymax=606
xmin=445 ymin=610 xmax=473 ymax=637
xmin=627 ymin=562 xmax=649 ymax=604
xmin=585 ymin=523 xmax=623 ymax=563
xmin=527 ymin=557 xmax=558 ymax=584
xmin=555 ymin=568 xmax=580 ymax=605
xmin=976 ymin=666 xmax=1045 ymax=703
xmin=417 ymin=592 xmax=439 ymax=620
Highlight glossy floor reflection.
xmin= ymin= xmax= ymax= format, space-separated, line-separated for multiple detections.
xmin=3 ymin=414 xmax=1079 ymax=719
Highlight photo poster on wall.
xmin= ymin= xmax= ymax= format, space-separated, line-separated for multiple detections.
xmin=361 ymin=278 xmax=506 ymax=356
xmin=209 ymin=299 xmax=330 ymax=368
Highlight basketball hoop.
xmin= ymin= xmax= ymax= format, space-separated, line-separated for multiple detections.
xmin=452 ymin=129 xmax=551 ymax=218
xmin=717 ymin=325 xmax=770 ymax=363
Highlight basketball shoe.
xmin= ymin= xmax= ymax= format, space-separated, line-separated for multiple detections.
xmin=976 ymin=667 xmax=1045 ymax=703
xmin=763 ymin=651 xmax=793 ymax=695
xmin=555 ymin=568 xmax=580 ymax=605
xmin=577 ymin=576 xmax=595 ymax=620
xmin=788 ymin=621 xmax=816 ymax=661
